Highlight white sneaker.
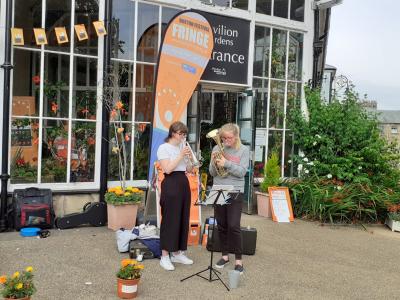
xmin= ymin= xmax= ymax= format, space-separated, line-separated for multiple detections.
xmin=170 ymin=252 xmax=194 ymax=265
xmin=160 ymin=255 xmax=175 ymax=271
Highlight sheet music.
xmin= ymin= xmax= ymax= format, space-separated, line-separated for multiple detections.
xmin=203 ymin=185 xmax=235 ymax=205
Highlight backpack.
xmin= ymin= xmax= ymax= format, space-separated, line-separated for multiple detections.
xmin=12 ymin=188 xmax=54 ymax=230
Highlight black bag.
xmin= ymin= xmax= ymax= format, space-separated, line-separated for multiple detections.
xmin=13 ymin=188 xmax=54 ymax=230
xmin=129 ymin=239 xmax=155 ymax=259
xmin=207 ymin=225 xmax=257 ymax=255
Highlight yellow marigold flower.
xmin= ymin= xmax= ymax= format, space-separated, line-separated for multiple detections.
xmin=132 ymin=188 xmax=139 ymax=193
xmin=25 ymin=266 xmax=33 ymax=272
xmin=12 ymin=272 xmax=20 ymax=279
xmin=16 ymin=283 xmax=23 ymax=290
xmin=0 ymin=275 xmax=7 ymax=284
xmin=121 ymin=259 xmax=131 ymax=267
xmin=117 ymin=127 xmax=124 ymax=133
xmin=136 ymin=264 xmax=144 ymax=270
xmin=129 ymin=259 xmax=137 ymax=265
xmin=115 ymin=190 xmax=124 ymax=196
xmin=124 ymin=192 xmax=131 ymax=196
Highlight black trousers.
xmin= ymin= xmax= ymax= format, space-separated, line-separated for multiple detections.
xmin=215 ymin=193 xmax=243 ymax=260
xmin=160 ymin=171 xmax=191 ymax=252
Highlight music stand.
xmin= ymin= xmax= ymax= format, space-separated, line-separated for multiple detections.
xmin=181 ymin=187 xmax=238 ymax=291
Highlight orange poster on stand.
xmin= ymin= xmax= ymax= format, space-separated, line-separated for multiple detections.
xmin=268 ymin=187 xmax=294 ymax=222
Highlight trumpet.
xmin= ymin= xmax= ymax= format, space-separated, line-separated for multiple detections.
xmin=182 ymin=139 xmax=200 ymax=168
xmin=206 ymin=129 xmax=228 ymax=177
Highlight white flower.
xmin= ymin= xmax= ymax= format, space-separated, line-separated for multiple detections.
xmin=358 ymin=166 xmax=362 ymax=170
xmin=307 ymin=162 xmax=314 ymax=166
xmin=297 ymin=164 xmax=303 ymax=171
xmin=288 ymin=160 xmax=292 ymax=163
xmin=327 ymin=174 xmax=332 ymax=179
xmin=299 ymin=153 xmax=305 ymax=158
xmin=313 ymin=141 xmax=317 ymax=146
xmin=303 ymin=157 xmax=309 ymax=162
xmin=304 ymin=169 xmax=309 ymax=174
xmin=337 ymin=186 xmax=342 ymax=190
xmin=315 ymin=134 xmax=321 ymax=139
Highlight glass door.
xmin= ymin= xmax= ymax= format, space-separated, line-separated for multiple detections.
xmin=236 ymin=91 xmax=256 ymax=214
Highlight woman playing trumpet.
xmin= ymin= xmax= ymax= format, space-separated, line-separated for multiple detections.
xmin=209 ymin=123 xmax=249 ymax=274
xmin=157 ymin=121 xmax=195 ymax=271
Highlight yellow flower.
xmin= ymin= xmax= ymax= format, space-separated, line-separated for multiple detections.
xmin=0 ymin=275 xmax=7 ymax=284
xmin=117 ymin=127 xmax=124 ymax=133
xmin=115 ymin=101 xmax=124 ymax=110
xmin=121 ymin=259 xmax=131 ymax=267
xmin=132 ymin=188 xmax=139 ymax=193
xmin=115 ymin=190 xmax=123 ymax=196
xmin=112 ymin=146 xmax=119 ymax=154
xmin=15 ymin=282 xmax=23 ymax=289
xmin=129 ymin=259 xmax=137 ymax=265
xmin=136 ymin=264 xmax=144 ymax=270
xmin=25 ymin=266 xmax=33 ymax=272
xmin=124 ymin=192 xmax=131 ymax=196
xmin=108 ymin=187 xmax=115 ymax=193
xmin=12 ymin=272 xmax=20 ymax=279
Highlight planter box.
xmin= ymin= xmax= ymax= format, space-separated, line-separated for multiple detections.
xmin=255 ymin=192 xmax=271 ymax=218
xmin=107 ymin=203 xmax=138 ymax=231
xmin=385 ymin=218 xmax=400 ymax=232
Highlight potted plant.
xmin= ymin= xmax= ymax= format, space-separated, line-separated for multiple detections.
xmin=116 ymin=259 xmax=144 ymax=299
xmin=105 ymin=186 xmax=144 ymax=230
xmin=0 ymin=267 xmax=36 ymax=300
xmin=255 ymin=151 xmax=281 ymax=218
xmin=385 ymin=204 xmax=400 ymax=232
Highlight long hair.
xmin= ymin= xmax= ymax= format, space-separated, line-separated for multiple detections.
xmin=219 ymin=123 xmax=242 ymax=149
xmin=164 ymin=121 xmax=188 ymax=142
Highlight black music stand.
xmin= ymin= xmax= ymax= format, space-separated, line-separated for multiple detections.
xmin=181 ymin=188 xmax=236 ymax=291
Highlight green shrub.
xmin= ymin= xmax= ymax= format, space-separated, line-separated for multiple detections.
xmin=285 ymin=86 xmax=400 ymax=223
xmin=260 ymin=151 xmax=281 ymax=193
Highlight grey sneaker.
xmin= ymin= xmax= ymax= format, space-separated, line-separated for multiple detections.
xmin=234 ymin=264 xmax=244 ymax=274
xmin=215 ymin=258 xmax=229 ymax=269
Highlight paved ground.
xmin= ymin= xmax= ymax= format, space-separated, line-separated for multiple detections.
xmin=1 ymin=213 xmax=400 ymax=300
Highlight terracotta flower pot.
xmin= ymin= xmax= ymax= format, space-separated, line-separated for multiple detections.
xmin=117 ymin=278 xmax=140 ymax=299
xmin=107 ymin=203 xmax=138 ymax=231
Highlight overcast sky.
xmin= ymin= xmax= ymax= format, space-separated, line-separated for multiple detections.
xmin=326 ymin=0 xmax=400 ymax=110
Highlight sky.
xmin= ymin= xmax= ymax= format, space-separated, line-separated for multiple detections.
xmin=326 ymin=0 xmax=400 ymax=110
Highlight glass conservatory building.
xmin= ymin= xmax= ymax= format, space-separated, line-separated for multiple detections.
xmin=0 ymin=0 xmax=333 ymax=218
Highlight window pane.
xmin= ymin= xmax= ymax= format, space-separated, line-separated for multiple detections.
xmin=108 ymin=122 xmax=132 ymax=181
xmin=287 ymin=82 xmax=301 ymax=118
xmin=133 ymin=123 xmax=150 ymax=180
xmin=14 ymin=0 xmax=42 ymax=49
xmin=45 ymin=0 xmax=71 ymax=52
xmin=253 ymin=26 xmax=270 ymax=78
xmin=12 ymin=50 xmax=41 ymax=117
xmin=42 ymin=119 xmax=68 ymax=183
xmin=73 ymin=56 xmax=98 ymax=120
xmin=274 ymin=0 xmax=289 ymax=18
xmin=290 ymin=0 xmax=304 ymax=22
xmin=74 ymin=0 xmax=99 ymax=56
xmin=267 ymin=130 xmax=283 ymax=173
xmin=288 ymin=32 xmax=303 ymax=81
xmin=200 ymin=92 xmax=212 ymax=122
xmin=70 ymin=121 xmax=96 ymax=182
xmin=232 ymin=0 xmax=249 ymax=10
xmin=284 ymin=130 xmax=295 ymax=177
xmin=256 ymin=0 xmax=272 ymax=15
xmin=135 ymin=64 xmax=155 ymax=122
xmin=161 ymin=7 xmax=181 ymax=37
xmin=43 ymin=53 xmax=69 ymax=118
xmin=253 ymin=78 xmax=269 ymax=128
xmin=269 ymin=80 xmax=285 ymax=129
xmin=271 ymin=29 xmax=287 ymax=79
xmin=137 ymin=3 xmax=159 ymax=63
xmin=10 ymin=118 xmax=39 ymax=183
xmin=111 ymin=0 xmax=135 ymax=60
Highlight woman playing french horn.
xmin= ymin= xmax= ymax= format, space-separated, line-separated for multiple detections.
xmin=208 ymin=123 xmax=249 ymax=274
